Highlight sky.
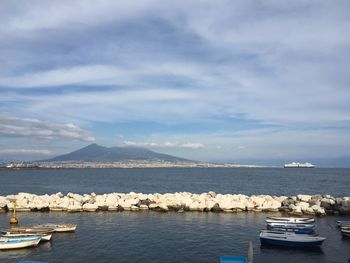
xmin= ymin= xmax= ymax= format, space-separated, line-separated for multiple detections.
xmin=0 ymin=0 xmax=350 ymax=165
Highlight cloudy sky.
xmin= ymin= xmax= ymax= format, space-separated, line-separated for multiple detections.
xmin=0 ymin=0 xmax=349 ymax=165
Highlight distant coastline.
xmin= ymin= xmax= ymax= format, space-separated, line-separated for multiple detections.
xmin=1 ymin=161 xmax=264 ymax=169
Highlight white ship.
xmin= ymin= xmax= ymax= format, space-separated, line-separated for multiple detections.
xmin=284 ymin=162 xmax=315 ymax=168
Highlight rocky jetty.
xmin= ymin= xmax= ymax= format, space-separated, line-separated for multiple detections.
xmin=0 ymin=192 xmax=349 ymax=216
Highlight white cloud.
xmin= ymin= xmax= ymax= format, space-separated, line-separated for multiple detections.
xmin=0 ymin=113 xmax=95 ymax=142
xmin=181 ymin=143 xmax=204 ymax=149
xmin=123 ymin=140 xmax=204 ymax=149
xmin=0 ymin=149 xmax=52 ymax=155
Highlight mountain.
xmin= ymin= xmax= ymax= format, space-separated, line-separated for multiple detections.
xmin=43 ymin=144 xmax=192 ymax=163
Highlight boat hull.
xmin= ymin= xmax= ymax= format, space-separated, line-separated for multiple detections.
xmin=220 ymin=256 xmax=248 ymax=263
xmin=0 ymin=236 xmax=41 ymax=250
xmin=1 ymin=233 xmax=52 ymax=241
xmin=259 ymin=231 xmax=325 ymax=248
xmin=341 ymin=229 xmax=350 ymax=237
xmin=267 ymin=225 xmax=315 ymax=234
xmin=33 ymin=224 xmax=77 ymax=232
xmin=336 ymin=220 xmax=350 ymax=227
xmin=260 ymin=237 xmax=324 ymax=248
xmin=266 ymin=217 xmax=315 ymax=224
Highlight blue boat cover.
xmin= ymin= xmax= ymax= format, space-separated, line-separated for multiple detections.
xmin=220 ymin=256 xmax=248 ymax=263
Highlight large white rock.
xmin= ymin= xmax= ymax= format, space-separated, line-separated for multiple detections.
xmin=296 ymin=202 xmax=310 ymax=210
xmin=297 ymin=194 xmax=312 ymax=202
xmin=83 ymin=203 xmax=98 ymax=212
xmin=311 ymin=205 xmax=326 ymax=215
xmin=261 ymin=200 xmax=281 ymax=211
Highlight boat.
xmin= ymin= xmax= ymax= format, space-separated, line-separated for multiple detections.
xmin=266 ymin=217 xmax=315 ymax=224
xmin=336 ymin=220 xmax=350 ymax=227
xmin=220 ymin=241 xmax=253 ymax=263
xmin=267 ymin=222 xmax=315 ymax=234
xmin=7 ymin=227 xmax=54 ymax=233
xmin=259 ymin=230 xmax=326 ymax=248
xmin=284 ymin=162 xmax=315 ymax=168
xmin=0 ymin=235 xmax=41 ymax=250
xmin=0 ymin=232 xmax=52 ymax=241
xmin=341 ymin=228 xmax=350 ymax=237
xmin=33 ymin=223 xmax=77 ymax=232
xmin=0 ymin=228 xmax=54 ymax=241
xmin=220 ymin=256 xmax=248 ymax=263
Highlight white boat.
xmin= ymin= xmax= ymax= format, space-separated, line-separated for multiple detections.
xmin=284 ymin=162 xmax=315 ymax=168
xmin=33 ymin=224 xmax=77 ymax=232
xmin=0 ymin=236 xmax=41 ymax=250
xmin=260 ymin=230 xmax=325 ymax=248
xmin=0 ymin=232 xmax=52 ymax=241
xmin=266 ymin=217 xmax=315 ymax=224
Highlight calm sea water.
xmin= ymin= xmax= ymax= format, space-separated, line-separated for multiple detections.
xmin=0 ymin=168 xmax=349 ymax=263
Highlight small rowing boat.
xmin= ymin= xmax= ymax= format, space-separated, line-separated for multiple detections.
xmin=33 ymin=224 xmax=77 ymax=232
xmin=7 ymin=227 xmax=54 ymax=233
xmin=341 ymin=228 xmax=350 ymax=237
xmin=0 ymin=232 xmax=52 ymax=241
xmin=220 ymin=241 xmax=253 ymax=263
xmin=1 ymin=228 xmax=54 ymax=241
xmin=336 ymin=220 xmax=350 ymax=227
xmin=260 ymin=230 xmax=325 ymax=248
xmin=0 ymin=236 xmax=41 ymax=250
xmin=266 ymin=217 xmax=315 ymax=224
xmin=267 ymin=222 xmax=315 ymax=234
xmin=220 ymin=256 xmax=248 ymax=263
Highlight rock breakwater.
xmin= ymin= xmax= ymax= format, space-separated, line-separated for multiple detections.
xmin=1 ymin=192 xmax=350 ymax=216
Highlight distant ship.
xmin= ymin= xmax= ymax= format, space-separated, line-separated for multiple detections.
xmin=284 ymin=162 xmax=315 ymax=168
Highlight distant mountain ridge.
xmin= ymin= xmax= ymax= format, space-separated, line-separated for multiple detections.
xmin=44 ymin=144 xmax=192 ymax=163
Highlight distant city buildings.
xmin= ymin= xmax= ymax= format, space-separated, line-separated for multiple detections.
xmin=1 ymin=160 xmax=261 ymax=169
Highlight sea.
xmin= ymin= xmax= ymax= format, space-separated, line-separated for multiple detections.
xmin=0 ymin=168 xmax=349 ymax=263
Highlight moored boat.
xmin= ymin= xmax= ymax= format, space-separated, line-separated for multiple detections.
xmin=341 ymin=228 xmax=350 ymax=237
xmin=0 ymin=235 xmax=41 ymax=250
xmin=267 ymin=223 xmax=315 ymax=234
xmin=7 ymin=227 xmax=54 ymax=233
xmin=1 ymin=228 xmax=54 ymax=241
xmin=266 ymin=217 xmax=315 ymax=224
xmin=0 ymin=232 xmax=52 ymax=241
xmin=33 ymin=223 xmax=77 ymax=232
xmin=220 ymin=256 xmax=248 ymax=263
xmin=220 ymin=241 xmax=253 ymax=263
xmin=336 ymin=220 xmax=350 ymax=227
xmin=259 ymin=230 xmax=325 ymax=248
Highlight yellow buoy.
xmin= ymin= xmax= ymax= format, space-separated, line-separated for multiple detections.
xmin=9 ymin=199 xmax=19 ymax=225
xmin=9 ymin=216 xmax=18 ymax=225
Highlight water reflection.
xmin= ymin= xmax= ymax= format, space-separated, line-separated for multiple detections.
xmin=0 ymin=211 xmax=349 ymax=263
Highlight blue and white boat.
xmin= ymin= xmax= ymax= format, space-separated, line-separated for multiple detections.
xmin=260 ymin=230 xmax=325 ymax=248
xmin=266 ymin=217 xmax=315 ymax=224
xmin=336 ymin=220 xmax=350 ymax=227
xmin=0 ymin=236 xmax=41 ymax=250
xmin=267 ymin=222 xmax=315 ymax=234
